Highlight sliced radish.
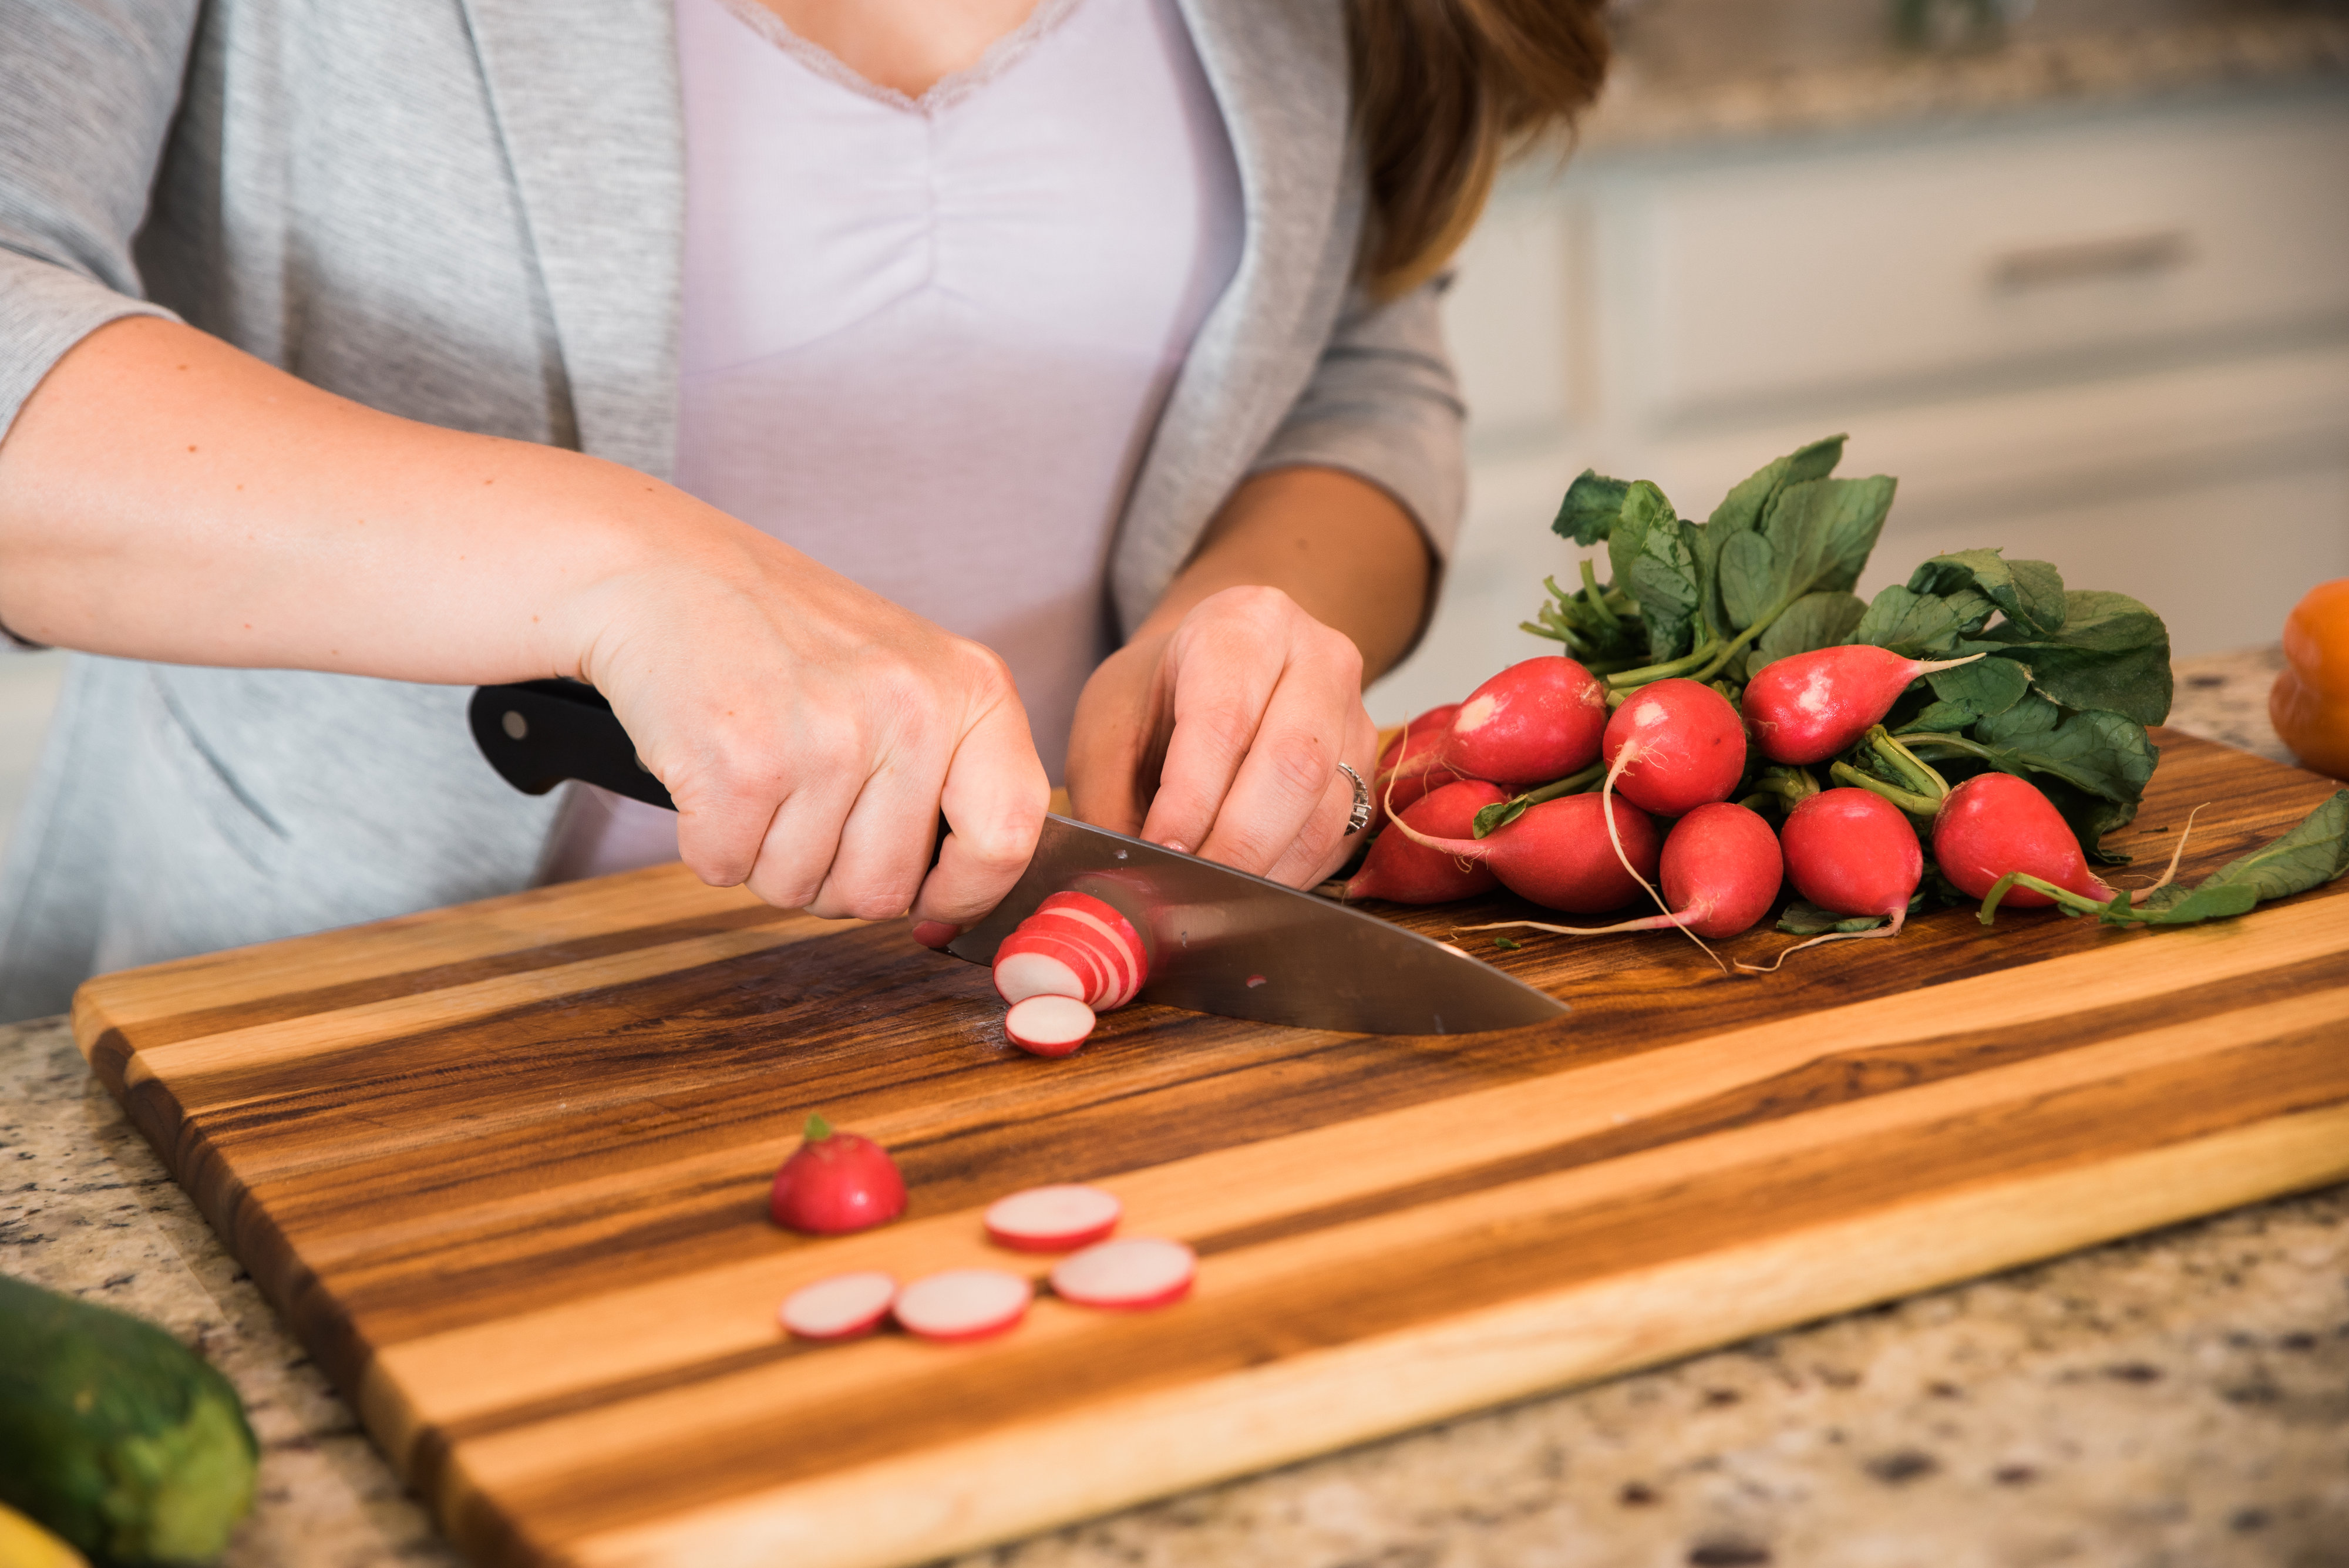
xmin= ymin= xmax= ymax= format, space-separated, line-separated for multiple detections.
xmin=778 ymin=1270 xmax=897 ymax=1341
xmin=1004 ymin=994 xmax=1096 ymax=1057
xmin=985 ymin=1184 xmax=1122 ymax=1251
xmin=1049 ymin=1237 xmax=1196 ymax=1311
xmin=992 ymin=950 xmax=1086 ymax=1006
xmin=891 ymin=1268 xmax=1032 ymax=1342
xmin=1038 ymin=893 xmax=1147 ymax=982
xmin=1022 ymin=910 xmax=1136 ymax=1004
xmin=997 ymin=928 xmax=1114 ymax=1005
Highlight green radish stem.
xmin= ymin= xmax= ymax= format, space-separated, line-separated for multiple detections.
xmin=1976 ymin=806 xmax=2205 ymax=924
xmin=1832 ymin=728 xmax=1951 ymax=819
xmin=1473 ymin=760 xmax=1607 ymax=838
xmin=804 ymin=1113 xmax=832 ymax=1140
xmin=1598 ymin=746 xmax=1727 ymax=975
xmin=1579 ymin=558 xmax=1619 ymax=631
xmin=1603 ymin=638 xmax=1724 ymax=691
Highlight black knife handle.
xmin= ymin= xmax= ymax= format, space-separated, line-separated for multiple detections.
xmin=468 ymin=681 xmax=951 ymax=867
xmin=469 ymin=681 xmax=674 ymax=810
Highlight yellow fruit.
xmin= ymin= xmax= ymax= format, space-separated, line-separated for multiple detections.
xmin=0 ymin=1504 xmax=87 ymax=1568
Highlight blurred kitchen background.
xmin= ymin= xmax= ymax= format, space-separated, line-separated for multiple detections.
xmin=2 ymin=0 xmax=2345 ymax=858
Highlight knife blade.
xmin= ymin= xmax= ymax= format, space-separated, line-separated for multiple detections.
xmin=469 ymin=681 xmax=1567 ymax=1035
xmin=947 ymin=815 xmax=1568 ymax=1035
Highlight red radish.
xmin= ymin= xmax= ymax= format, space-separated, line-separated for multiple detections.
xmin=1374 ymin=704 xmax=1463 ymax=825
xmin=1004 ymin=994 xmax=1096 ymax=1056
xmin=1030 ymin=893 xmax=1146 ymax=1004
xmin=1442 ymin=657 xmax=1608 ymax=787
xmin=1742 ymin=788 xmax=1923 ymax=972
xmin=891 ymin=1268 xmax=1032 ymax=1342
xmin=1345 ymin=779 xmax=1509 ymax=903
xmin=1742 ymin=646 xmax=1986 ymax=766
xmin=1049 ymin=1237 xmax=1196 ymax=1310
xmin=1463 ymin=802 xmax=1783 ymax=943
xmin=1586 ymin=680 xmax=1750 ymax=971
xmin=769 ymin=1115 xmax=907 ymax=1236
xmin=1601 ymin=679 xmax=1748 ymax=817
xmin=985 ymin=1184 xmax=1123 ymax=1251
xmin=1931 ymin=772 xmax=2194 ymax=909
xmin=1382 ymin=790 xmax=1660 ymax=913
xmin=778 ymin=1271 xmax=897 ymax=1341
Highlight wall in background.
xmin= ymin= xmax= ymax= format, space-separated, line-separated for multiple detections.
xmin=1367 ymin=82 xmax=2349 ymax=720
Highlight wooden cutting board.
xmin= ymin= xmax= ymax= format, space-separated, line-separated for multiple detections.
xmin=74 ymin=731 xmax=2349 ymax=1568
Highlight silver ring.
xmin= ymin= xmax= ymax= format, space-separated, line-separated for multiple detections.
xmin=1338 ymin=762 xmax=1371 ymax=836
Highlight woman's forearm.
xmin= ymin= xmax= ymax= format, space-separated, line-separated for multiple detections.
xmin=1132 ymin=465 xmax=1434 ymax=682
xmin=0 ymin=315 xmax=736 ymax=681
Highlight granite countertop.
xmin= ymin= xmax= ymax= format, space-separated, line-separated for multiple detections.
xmin=1577 ymin=0 xmax=2349 ymax=152
xmin=4 ymin=647 xmax=2343 ymax=1568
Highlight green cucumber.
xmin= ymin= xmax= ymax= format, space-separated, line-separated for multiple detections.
xmin=0 ymin=1274 xmax=256 ymax=1566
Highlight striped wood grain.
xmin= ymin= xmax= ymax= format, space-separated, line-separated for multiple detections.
xmin=72 ymin=731 xmax=2349 ymax=1568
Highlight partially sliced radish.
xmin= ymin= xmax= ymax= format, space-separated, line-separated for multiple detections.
xmin=993 ymin=947 xmax=1092 ymax=1006
xmin=1022 ymin=910 xmax=1135 ymax=1004
xmin=997 ymin=928 xmax=1113 ymax=1007
xmin=1038 ymin=893 xmax=1147 ymax=981
xmin=892 ymin=1268 xmax=1032 ymax=1342
xmin=1008 ymin=918 xmax=1124 ymax=1008
xmin=985 ymin=1183 xmax=1122 ymax=1251
xmin=1049 ymin=1237 xmax=1196 ymax=1311
xmin=1004 ymin=995 xmax=1096 ymax=1057
xmin=778 ymin=1271 xmax=897 ymax=1341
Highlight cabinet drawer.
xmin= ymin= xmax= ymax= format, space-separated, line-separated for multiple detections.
xmin=1627 ymin=92 xmax=2349 ymax=418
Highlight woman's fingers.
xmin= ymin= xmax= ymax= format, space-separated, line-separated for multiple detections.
xmin=1189 ymin=629 xmax=1363 ymax=879
xmin=913 ymin=694 xmax=1050 ymax=927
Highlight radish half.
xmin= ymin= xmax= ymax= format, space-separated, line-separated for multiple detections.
xmin=892 ymin=1268 xmax=1033 ymax=1342
xmin=992 ymin=934 xmax=1103 ymax=1006
xmin=778 ymin=1271 xmax=897 ymax=1342
xmin=1004 ymin=995 xmax=1096 ymax=1057
xmin=985 ymin=1184 xmax=1123 ymax=1251
xmin=1049 ymin=1237 xmax=1197 ymax=1311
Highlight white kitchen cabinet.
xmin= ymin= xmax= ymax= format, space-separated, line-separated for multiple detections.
xmin=1372 ymin=83 xmax=2349 ymax=717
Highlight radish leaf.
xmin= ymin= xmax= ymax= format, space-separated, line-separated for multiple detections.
xmin=1971 ymin=590 xmax=2172 ymax=726
xmin=1904 ymin=656 xmax=2030 ymax=732
xmin=2124 ymin=790 xmax=2349 ymax=923
xmin=1743 ymin=590 xmax=1866 ymax=679
xmin=1608 ymin=482 xmax=1702 ymax=661
xmin=1906 ymin=550 xmax=2068 ymax=638
xmin=1553 ymin=469 xmax=1632 ymax=545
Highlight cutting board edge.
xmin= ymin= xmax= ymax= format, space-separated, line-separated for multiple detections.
xmin=521 ymin=1096 xmax=2349 ymax=1568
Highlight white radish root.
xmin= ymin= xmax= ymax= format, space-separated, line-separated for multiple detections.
xmin=892 ymin=1268 xmax=1033 ymax=1342
xmin=778 ymin=1271 xmax=897 ymax=1341
xmin=985 ymin=1184 xmax=1122 ymax=1251
xmin=1049 ymin=1237 xmax=1197 ymax=1310
xmin=1735 ymin=907 xmax=1909 ymax=974
xmin=1600 ymin=746 xmax=1727 ymax=975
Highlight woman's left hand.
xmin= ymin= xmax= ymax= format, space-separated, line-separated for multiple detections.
xmin=1066 ymin=584 xmax=1380 ymax=888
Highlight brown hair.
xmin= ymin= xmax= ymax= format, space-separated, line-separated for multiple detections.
xmin=1348 ymin=0 xmax=1611 ymax=297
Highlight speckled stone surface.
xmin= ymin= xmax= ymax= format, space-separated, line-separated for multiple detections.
xmin=4 ymin=650 xmax=2343 ymax=1568
xmin=1580 ymin=0 xmax=2349 ymax=153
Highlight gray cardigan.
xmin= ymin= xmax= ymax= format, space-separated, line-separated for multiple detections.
xmin=0 ymin=0 xmax=1466 ymax=1021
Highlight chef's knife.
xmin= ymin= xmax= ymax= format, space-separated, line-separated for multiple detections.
xmin=469 ymin=681 xmax=1568 ymax=1035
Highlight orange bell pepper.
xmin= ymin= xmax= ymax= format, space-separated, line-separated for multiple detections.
xmin=2271 ymin=577 xmax=2349 ymax=780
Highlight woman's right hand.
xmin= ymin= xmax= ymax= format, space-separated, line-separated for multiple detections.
xmin=563 ymin=520 xmax=1051 ymax=928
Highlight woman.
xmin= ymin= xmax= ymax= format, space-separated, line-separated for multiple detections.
xmin=0 ymin=0 xmax=1607 ymax=1020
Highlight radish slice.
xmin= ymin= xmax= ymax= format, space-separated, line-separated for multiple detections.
xmin=778 ymin=1271 xmax=897 ymax=1341
xmin=892 ymin=1268 xmax=1033 ymax=1342
xmin=1049 ymin=1237 xmax=1196 ymax=1311
xmin=985 ymin=1184 xmax=1122 ymax=1251
xmin=1004 ymin=995 xmax=1096 ymax=1057
xmin=992 ymin=948 xmax=1091 ymax=1006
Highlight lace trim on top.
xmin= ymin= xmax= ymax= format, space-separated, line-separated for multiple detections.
xmin=710 ymin=0 xmax=1088 ymax=116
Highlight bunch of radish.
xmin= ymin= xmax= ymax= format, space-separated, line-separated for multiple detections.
xmin=776 ymin=1171 xmax=1197 ymax=1345
xmin=1350 ymin=632 xmax=2191 ymax=971
xmin=989 ymin=891 xmax=1150 ymax=1056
